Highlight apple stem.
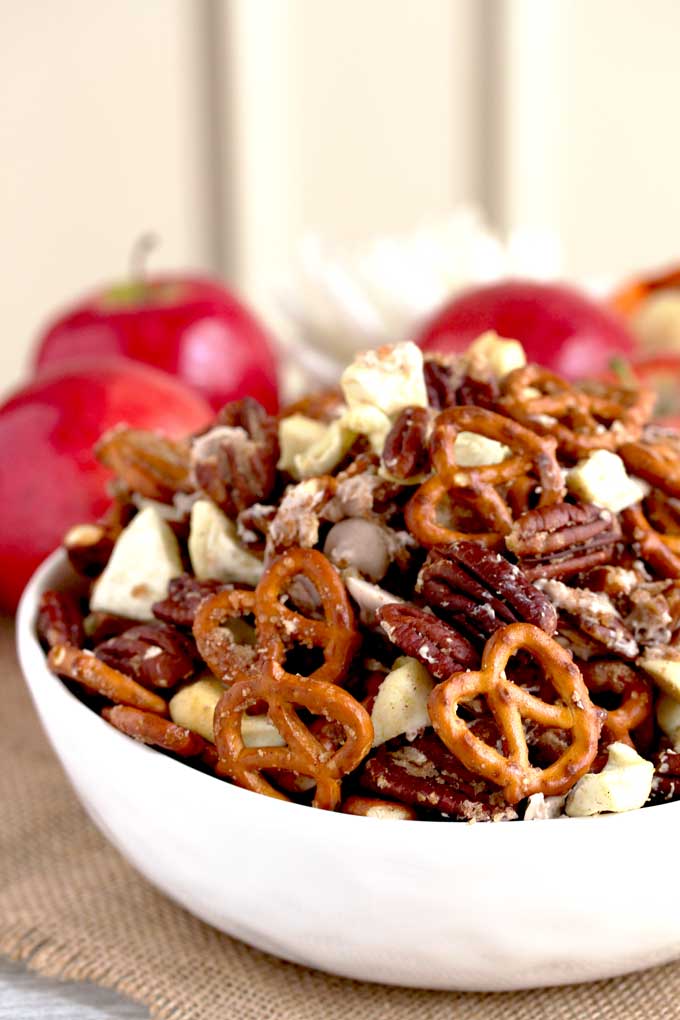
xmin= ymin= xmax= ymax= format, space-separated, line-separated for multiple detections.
xmin=129 ymin=232 xmax=159 ymax=295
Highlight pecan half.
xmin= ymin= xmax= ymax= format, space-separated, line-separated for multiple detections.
xmin=95 ymin=623 xmax=198 ymax=689
xmin=423 ymin=357 xmax=461 ymax=410
xmin=360 ymin=731 xmax=517 ymax=821
xmin=418 ymin=541 xmax=557 ymax=642
xmin=377 ymin=603 xmax=478 ymax=680
xmin=152 ymin=575 xmax=234 ymax=628
xmin=506 ymin=502 xmax=621 ymax=580
xmin=95 ymin=427 xmax=192 ymax=502
xmin=63 ymin=523 xmax=115 ymax=578
xmin=381 ymin=406 xmax=431 ymax=480
xmin=191 ymin=397 xmax=278 ymax=517
xmin=534 ymin=578 xmax=639 ymax=660
xmin=37 ymin=590 xmax=84 ymax=649
xmin=649 ymin=748 xmax=680 ymax=805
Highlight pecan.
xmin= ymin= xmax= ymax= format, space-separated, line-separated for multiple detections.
xmin=417 ymin=541 xmax=557 ymax=642
xmin=455 ymin=375 xmax=499 ymax=411
xmin=423 ymin=357 xmax=461 ymax=410
xmin=63 ymin=523 xmax=115 ymax=577
xmin=506 ymin=502 xmax=621 ymax=580
xmin=360 ymin=731 xmax=517 ymax=821
xmin=37 ymin=590 xmax=84 ymax=649
xmin=95 ymin=427 xmax=192 ymax=502
xmin=377 ymin=603 xmax=478 ymax=680
xmin=95 ymin=622 xmax=197 ymax=689
xmin=152 ymin=575 xmax=234 ymax=628
xmin=236 ymin=503 xmax=277 ymax=549
xmin=534 ymin=578 xmax=639 ymax=660
xmin=191 ymin=397 xmax=278 ymax=517
xmin=381 ymin=406 xmax=431 ymax=480
xmin=649 ymin=748 xmax=680 ymax=805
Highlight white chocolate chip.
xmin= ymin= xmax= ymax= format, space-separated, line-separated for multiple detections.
xmin=453 ymin=431 xmax=511 ymax=467
xmin=340 ymin=402 xmax=393 ymax=455
xmin=464 ymin=331 xmax=526 ymax=379
xmin=323 ymin=519 xmax=391 ymax=582
xmin=567 ymin=450 xmax=650 ymax=513
xmin=565 ymin=742 xmax=654 ymax=816
xmin=370 ymin=656 xmax=434 ymax=747
xmin=523 ymin=793 xmax=567 ymax=821
xmin=344 ymin=576 xmax=404 ymax=626
xmin=657 ymin=692 xmax=680 ymax=749
xmin=90 ymin=507 xmax=183 ymax=621
xmin=240 ymin=715 xmax=286 ymax=749
xmin=188 ymin=499 xmax=264 ymax=586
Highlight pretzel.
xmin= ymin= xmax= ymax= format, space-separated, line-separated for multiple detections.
xmin=428 ymin=623 xmax=601 ymax=803
xmin=620 ymin=439 xmax=680 ymax=498
xmin=621 ymin=505 xmax=680 ymax=578
xmin=213 ymin=659 xmax=373 ymax=809
xmin=500 ymin=364 xmax=653 ymax=457
xmin=193 ymin=589 xmax=259 ymax=684
xmin=47 ymin=644 xmax=168 ymax=716
xmin=406 ymin=406 xmax=564 ymax=548
xmin=102 ymin=705 xmax=207 ymax=757
xmin=253 ymin=547 xmax=360 ymax=683
xmin=579 ymin=660 xmax=652 ymax=748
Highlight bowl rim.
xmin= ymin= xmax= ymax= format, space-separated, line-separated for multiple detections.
xmin=17 ymin=547 xmax=680 ymax=837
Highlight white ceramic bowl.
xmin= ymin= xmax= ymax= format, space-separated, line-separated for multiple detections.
xmin=17 ymin=550 xmax=680 ymax=991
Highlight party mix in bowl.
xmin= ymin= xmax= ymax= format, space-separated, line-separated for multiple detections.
xmin=37 ymin=333 xmax=680 ymax=821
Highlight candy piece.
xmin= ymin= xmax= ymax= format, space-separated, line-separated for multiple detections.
xmin=566 ymin=743 xmax=654 ymax=816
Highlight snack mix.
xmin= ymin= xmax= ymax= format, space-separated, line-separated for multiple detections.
xmin=38 ymin=334 xmax=680 ymax=821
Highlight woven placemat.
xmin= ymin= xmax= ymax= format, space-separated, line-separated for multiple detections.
xmin=1 ymin=616 xmax=678 ymax=1020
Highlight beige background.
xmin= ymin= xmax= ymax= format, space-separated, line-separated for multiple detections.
xmin=2 ymin=0 xmax=680 ymax=396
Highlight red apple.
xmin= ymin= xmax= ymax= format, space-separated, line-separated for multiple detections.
xmin=0 ymin=357 xmax=212 ymax=612
xmin=416 ymin=279 xmax=636 ymax=379
xmin=33 ymin=273 xmax=279 ymax=413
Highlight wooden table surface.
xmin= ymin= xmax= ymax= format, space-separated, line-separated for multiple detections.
xmin=0 ymin=957 xmax=148 ymax=1018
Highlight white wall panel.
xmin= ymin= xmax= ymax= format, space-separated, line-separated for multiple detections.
xmin=496 ymin=0 xmax=680 ymax=279
xmin=0 ymin=1 xmax=212 ymax=396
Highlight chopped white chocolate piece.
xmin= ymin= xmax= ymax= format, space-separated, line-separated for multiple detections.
xmin=90 ymin=507 xmax=183 ymax=621
xmin=344 ymin=576 xmax=404 ymax=626
xmin=465 ymin=331 xmax=526 ymax=379
xmin=340 ymin=402 xmax=393 ymax=454
xmin=657 ymin=692 xmax=680 ymax=749
xmin=523 ymin=793 xmax=566 ymax=821
xmin=639 ymin=654 xmax=680 ymax=700
xmin=169 ymin=677 xmax=285 ymax=747
xmin=567 ymin=450 xmax=650 ymax=513
xmin=189 ymin=499 xmax=264 ymax=586
xmin=240 ymin=714 xmax=286 ymax=749
xmin=169 ymin=675 xmax=223 ymax=741
xmin=293 ymin=419 xmax=356 ymax=479
xmin=277 ymin=414 xmax=327 ymax=474
xmin=565 ymin=742 xmax=654 ymax=816
xmin=341 ymin=342 xmax=427 ymax=418
xmin=370 ymin=656 xmax=434 ymax=748
xmin=453 ymin=431 xmax=511 ymax=467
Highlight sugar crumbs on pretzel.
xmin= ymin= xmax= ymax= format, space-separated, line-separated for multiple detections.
xmin=43 ymin=336 xmax=680 ymax=820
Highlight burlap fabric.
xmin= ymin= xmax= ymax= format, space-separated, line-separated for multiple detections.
xmin=2 ymin=617 xmax=679 ymax=1020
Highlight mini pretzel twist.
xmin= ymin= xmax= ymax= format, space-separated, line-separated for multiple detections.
xmin=214 ymin=660 xmax=373 ymax=810
xmin=580 ymin=660 xmax=652 ymax=748
xmin=406 ymin=406 xmax=564 ymax=548
xmin=428 ymin=623 xmax=601 ymax=803
xmin=500 ymin=365 xmax=653 ymax=457
xmin=198 ymin=549 xmax=369 ymax=807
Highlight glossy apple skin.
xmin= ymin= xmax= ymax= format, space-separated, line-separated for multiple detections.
xmin=33 ymin=275 xmax=279 ymax=413
xmin=417 ymin=279 xmax=636 ymax=380
xmin=0 ymin=357 xmax=212 ymax=613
